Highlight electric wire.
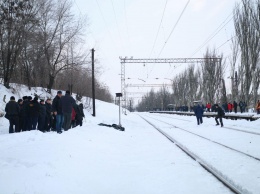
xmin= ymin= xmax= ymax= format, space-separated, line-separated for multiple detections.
xmin=147 ymin=0 xmax=190 ymax=80
xmin=110 ymin=0 xmax=125 ymax=53
xmin=190 ymin=1 xmax=242 ymax=57
xmin=216 ymin=35 xmax=237 ymax=51
xmin=149 ymin=0 xmax=169 ymax=58
xmin=147 ymin=0 xmax=190 ymax=78
xmin=158 ymin=0 xmax=191 ymax=57
xmin=190 ymin=15 xmax=234 ymax=57
xmin=95 ymin=0 xmax=118 ymax=52
xmin=124 ymin=0 xmax=132 ymax=55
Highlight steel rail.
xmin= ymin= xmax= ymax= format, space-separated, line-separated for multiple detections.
xmin=145 ymin=114 xmax=260 ymax=161
xmin=140 ymin=115 xmax=250 ymax=194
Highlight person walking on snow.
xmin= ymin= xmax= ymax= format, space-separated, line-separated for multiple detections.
xmin=194 ymin=104 xmax=204 ymax=125
xmin=215 ymin=104 xmax=224 ymax=127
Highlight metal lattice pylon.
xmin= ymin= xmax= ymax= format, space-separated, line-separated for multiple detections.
xmin=119 ymin=57 xmax=222 ymax=112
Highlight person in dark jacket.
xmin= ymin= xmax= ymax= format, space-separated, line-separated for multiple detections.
xmin=239 ymin=101 xmax=243 ymax=113
xmin=22 ymin=96 xmax=29 ymax=131
xmin=233 ymin=101 xmax=238 ymax=113
xmin=215 ymin=104 xmax=224 ymax=127
xmin=18 ymin=99 xmax=24 ymax=132
xmin=38 ymin=100 xmax=46 ymax=132
xmin=5 ymin=96 xmax=20 ymax=133
xmin=194 ymin=104 xmax=204 ymax=125
xmin=45 ymin=98 xmax=53 ymax=132
xmin=27 ymin=97 xmax=40 ymax=130
xmin=60 ymin=91 xmax=75 ymax=131
xmin=75 ymin=103 xmax=85 ymax=127
xmin=25 ymin=96 xmax=33 ymax=130
xmin=52 ymin=91 xmax=63 ymax=134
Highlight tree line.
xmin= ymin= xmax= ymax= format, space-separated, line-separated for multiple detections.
xmin=0 ymin=0 xmax=113 ymax=102
xmin=136 ymin=0 xmax=260 ymax=112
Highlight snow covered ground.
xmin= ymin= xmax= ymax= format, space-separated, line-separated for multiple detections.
xmin=0 ymin=84 xmax=259 ymax=194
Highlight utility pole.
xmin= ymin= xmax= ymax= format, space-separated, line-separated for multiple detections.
xmin=92 ymin=48 xmax=96 ymax=117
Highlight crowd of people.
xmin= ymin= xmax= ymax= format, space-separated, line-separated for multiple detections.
xmin=4 ymin=90 xmax=85 ymax=134
xmin=205 ymin=101 xmax=247 ymax=113
xmin=194 ymin=99 xmax=260 ymax=127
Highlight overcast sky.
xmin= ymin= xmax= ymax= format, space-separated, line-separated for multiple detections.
xmin=74 ymin=0 xmax=239 ymax=101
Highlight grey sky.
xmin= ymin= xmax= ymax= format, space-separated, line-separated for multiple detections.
xmin=74 ymin=0 xmax=239 ymax=100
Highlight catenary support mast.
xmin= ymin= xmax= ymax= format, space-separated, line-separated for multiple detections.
xmin=119 ymin=57 xmax=222 ymax=112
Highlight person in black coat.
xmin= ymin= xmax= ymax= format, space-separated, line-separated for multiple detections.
xmin=60 ymin=91 xmax=75 ymax=131
xmin=194 ymin=104 xmax=204 ymax=125
xmin=26 ymin=97 xmax=40 ymax=130
xmin=215 ymin=104 xmax=224 ymax=127
xmin=233 ymin=101 xmax=238 ymax=113
xmin=22 ymin=96 xmax=29 ymax=131
xmin=38 ymin=100 xmax=46 ymax=132
xmin=75 ymin=103 xmax=85 ymax=127
xmin=5 ymin=96 xmax=20 ymax=133
xmin=18 ymin=99 xmax=24 ymax=132
xmin=52 ymin=91 xmax=63 ymax=133
xmin=45 ymin=98 xmax=53 ymax=132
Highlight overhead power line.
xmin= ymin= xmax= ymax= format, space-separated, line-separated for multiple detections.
xmin=216 ymin=35 xmax=237 ymax=51
xmin=149 ymin=0 xmax=169 ymax=58
xmin=190 ymin=1 xmax=243 ymax=57
xmin=158 ymin=0 xmax=191 ymax=57
xmin=190 ymin=15 xmax=234 ymax=57
xmin=110 ymin=0 xmax=125 ymax=52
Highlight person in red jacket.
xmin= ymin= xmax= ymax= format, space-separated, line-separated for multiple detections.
xmin=206 ymin=103 xmax=211 ymax=112
xmin=71 ymin=107 xmax=77 ymax=128
xmin=227 ymin=102 xmax=233 ymax=113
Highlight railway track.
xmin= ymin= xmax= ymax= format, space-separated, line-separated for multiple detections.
xmin=151 ymin=113 xmax=260 ymax=136
xmin=139 ymin=114 xmax=258 ymax=194
xmin=144 ymin=114 xmax=260 ymax=161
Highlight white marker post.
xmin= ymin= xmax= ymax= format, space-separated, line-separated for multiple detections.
xmin=116 ymin=93 xmax=123 ymax=126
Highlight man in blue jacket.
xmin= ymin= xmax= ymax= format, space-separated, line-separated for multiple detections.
xmin=194 ymin=104 xmax=204 ymax=125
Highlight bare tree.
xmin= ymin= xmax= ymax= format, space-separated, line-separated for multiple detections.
xmin=234 ymin=0 xmax=260 ymax=107
xmin=37 ymin=0 xmax=85 ymax=93
xmin=201 ymin=48 xmax=225 ymax=104
xmin=0 ymin=0 xmax=39 ymax=88
xmin=229 ymin=37 xmax=240 ymax=101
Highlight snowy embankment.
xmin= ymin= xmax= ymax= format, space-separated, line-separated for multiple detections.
xmin=0 ymin=84 xmax=258 ymax=193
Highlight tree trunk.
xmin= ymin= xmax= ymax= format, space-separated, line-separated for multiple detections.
xmin=47 ymin=74 xmax=55 ymax=94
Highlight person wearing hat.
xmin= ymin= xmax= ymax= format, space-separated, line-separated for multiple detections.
xmin=17 ymin=99 xmax=24 ymax=132
xmin=194 ymin=103 xmax=204 ymax=125
xmin=22 ymin=96 xmax=29 ymax=131
xmin=215 ymin=104 xmax=224 ymax=127
xmin=38 ymin=100 xmax=46 ymax=132
xmin=60 ymin=90 xmax=75 ymax=131
xmin=45 ymin=98 xmax=53 ymax=132
xmin=52 ymin=91 xmax=63 ymax=134
xmin=5 ymin=96 xmax=20 ymax=133
xmin=26 ymin=96 xmax=40 ymax=130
